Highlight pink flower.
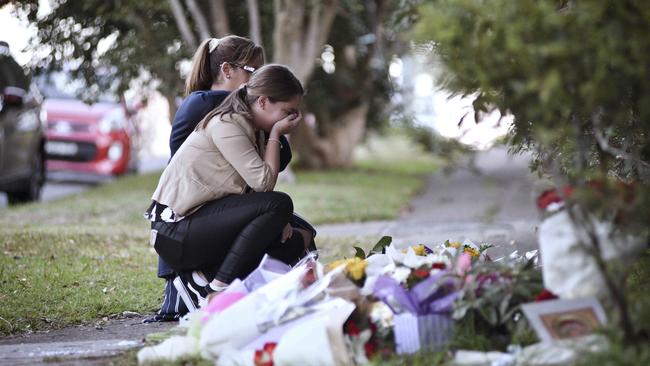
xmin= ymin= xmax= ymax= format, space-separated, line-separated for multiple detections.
xmin=456 ymin=252 xmax=472 ymax=275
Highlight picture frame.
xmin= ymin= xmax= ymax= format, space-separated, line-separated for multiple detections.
xmin=521 ymin=298 xmax=607 ymax=342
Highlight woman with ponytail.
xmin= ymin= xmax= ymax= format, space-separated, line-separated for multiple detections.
xmin=170 ymin=35 xmax=264 ymax=156
xmin=146 ymin=65 xmax=315 ymax=313
xmin=148 ymin=37 xmax=312 ymax=322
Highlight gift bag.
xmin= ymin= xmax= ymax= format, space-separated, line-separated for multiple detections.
xmin=538 ymin=210 xmax=644 ymax=299
xmin=393 ymin=312 xmax=453 ymax=354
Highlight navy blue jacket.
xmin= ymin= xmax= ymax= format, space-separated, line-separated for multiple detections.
xmin=169 ymin=90 xmax=292 ymax=171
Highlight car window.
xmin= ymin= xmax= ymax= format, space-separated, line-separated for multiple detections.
xmin=0 ymin=56 xmax=30 ymax=91
xmin=35 ymin=72 xmax=118 ymax=103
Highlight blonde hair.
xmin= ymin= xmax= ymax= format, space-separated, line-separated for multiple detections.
xmin=197 ymin=64 xmax=304 ymax=130
xmin=184 ymin=35 xmax=264 ymax=95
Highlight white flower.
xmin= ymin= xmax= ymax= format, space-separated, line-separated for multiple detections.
xmin=392 ymin=266 xmax=412 ymax=284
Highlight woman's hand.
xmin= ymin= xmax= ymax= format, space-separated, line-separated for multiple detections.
xmin=281 ymin=223 xmax=293 ymax=243
xmin=272 ymin=111 xmax=302 ymax=136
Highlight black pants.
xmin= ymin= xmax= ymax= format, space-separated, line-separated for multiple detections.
xmin=152 ymin=191 xmax=307 ymax=283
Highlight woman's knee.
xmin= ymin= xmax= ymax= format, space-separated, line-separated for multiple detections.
xmin=267 ymin=191 xmax=293 ymax=215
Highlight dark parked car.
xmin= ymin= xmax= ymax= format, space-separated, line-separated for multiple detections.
xmin=0 ymin=41 xmax=46 ymax=204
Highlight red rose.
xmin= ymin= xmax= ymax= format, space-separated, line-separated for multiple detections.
xmin=368 ymin=318 xmax=378 ymax=334
xmin=535 ymin=289 xmax=558 ymax=302
xmin=263 ymin=342 xmax=277 ymax=354
xmin=344 ymin=319 xmax=361 ymax=336
xmin=413 ymin=269 xmax=430 ymax=279
xmin=254 ymin=342 xmax=277 ymax=366
xmin=537 ymin=186 xmax=574 ymax=210
xmin=364 ymin=341 xmax=377 ymax=358
xmin=432 ymin=262 xmax=446 ymax=270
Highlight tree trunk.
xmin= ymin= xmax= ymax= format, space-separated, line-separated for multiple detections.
xmin=272 ymin=0 xmax=338 ymax=83
xmin=169 ymin=0 xmax=197 ymax=49
xmin=209 ymin=0 xmax=230 ymax=37
xmin=292 ymin=101 xmax=369 ymax=169
xmin=185 ymin=0 xmax=211 ymax=40
xmin=164 ymin=93 xmax=179 ymax=126
xmin=271 ymin=0 xmax=339 ymax=176
xmin=246 ymin=0 xmax=262 ymax=45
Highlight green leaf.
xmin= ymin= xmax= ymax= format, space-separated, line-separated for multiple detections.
xmin=370 ymin=236 xmax=392 ymax=255
xmin=499 ymin=293 xmax=513 ymax=323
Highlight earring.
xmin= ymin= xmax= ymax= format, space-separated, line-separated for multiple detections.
xmin=226 ymin=75 xmax=231 ymax=79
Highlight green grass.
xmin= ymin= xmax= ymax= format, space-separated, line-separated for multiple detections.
xmin=0 ymin=152 xmax=438 ymax=335
xmin=0 ymin=173 xmax=160 ymax=335
xmin=278 ymin=169 xmax=425 ymax=224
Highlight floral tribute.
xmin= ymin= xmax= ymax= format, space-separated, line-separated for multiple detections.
xmin=137 ymin=237 xmax=544 ymax=365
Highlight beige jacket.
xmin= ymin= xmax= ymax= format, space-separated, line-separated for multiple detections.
xmin=151 ymin=113 xmax=274 ymax=216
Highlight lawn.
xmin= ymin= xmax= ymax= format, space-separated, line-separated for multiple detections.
xmin=0 ymin=153 xmax=438 ymax=335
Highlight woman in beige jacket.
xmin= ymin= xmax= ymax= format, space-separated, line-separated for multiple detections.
xmin=146 ymin=65 xmax=308 ymax=310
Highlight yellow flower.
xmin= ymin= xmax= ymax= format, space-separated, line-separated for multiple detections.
xmin=446 ymin=241 xmax=462 ymax=249
xmin=326 ymin=257 xmax=367 ymax=281
xmin=326 ymin=259 xmax=347 ymax=272
xmin=463 ymin=246 xmax=480 ymax=258
xmin=401 ymin=244 xmax=427 ymax=256
xmin=346 ymin=258 xmax=368 ymax=281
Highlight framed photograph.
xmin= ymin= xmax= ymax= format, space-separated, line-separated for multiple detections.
xmin=521 ymin=298 xmax=607 ymax=342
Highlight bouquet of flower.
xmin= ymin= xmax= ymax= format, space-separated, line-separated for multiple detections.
xmin=451 ymin=251 xmax=543 ymax=350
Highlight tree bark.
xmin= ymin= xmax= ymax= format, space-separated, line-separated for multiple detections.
xmin=272 ymin=0 xmax=338 ymax=83
xmin=274 ymin=0 xmax=396 ymax=169
xmin=164 ymin=92 xmax=179 ymax=126
xmin=169 ymin=0 xmax=197 ymax=49
xmin=185 ymin=0 xmax=211 ymax=40
xmin=293 ymin=102 xmax=369 ymax=169
xmin=246 ymin=0 xmax=262 ymax=45
xmin=271 ymin=0 xmax=339 ymax=173
xmin=567 ymin=204 xmax=638 ymax=343
xmin=209 ymin=0 xmax=230 ymax=37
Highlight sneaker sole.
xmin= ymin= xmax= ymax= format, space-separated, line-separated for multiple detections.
xmin=172 ymin=276 xmax=198 ymax=313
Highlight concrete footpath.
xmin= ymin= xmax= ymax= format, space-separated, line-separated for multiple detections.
xmin=316 ymin=146 xmax=543 ymax=258
xmin=0 ymin=147 xmax=543 ymax=365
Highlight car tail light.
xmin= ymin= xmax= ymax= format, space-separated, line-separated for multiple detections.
xmin=2 ymin=86 xmax=26 ymax=106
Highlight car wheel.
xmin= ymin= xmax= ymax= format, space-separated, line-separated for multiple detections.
xmin=7 ymin=149 xmax=45 ymax=205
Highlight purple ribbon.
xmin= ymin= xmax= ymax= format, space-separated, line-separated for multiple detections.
xmin=373 ymin=271 xmax=458 ymax=315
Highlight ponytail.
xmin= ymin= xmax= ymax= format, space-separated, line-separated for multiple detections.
xmin=183 ymin=35 xmax=265 ymax=96
xmin=185 ymin=40 xmax=213 ymax=95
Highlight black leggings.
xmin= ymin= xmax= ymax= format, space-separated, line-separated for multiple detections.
xmin=152 ymin=191 xmax=307 ymax=283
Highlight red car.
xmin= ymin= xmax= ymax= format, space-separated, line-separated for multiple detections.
xmin=44 ymin=98 xmax=139 ymax=176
